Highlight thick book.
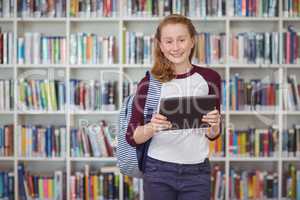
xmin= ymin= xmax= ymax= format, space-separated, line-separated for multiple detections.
xmin=158 ymin=95 xmax=217 ymax=130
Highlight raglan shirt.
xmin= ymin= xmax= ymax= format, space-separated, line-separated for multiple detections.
xmin=126 ymin=65 xmax=221 ymax=164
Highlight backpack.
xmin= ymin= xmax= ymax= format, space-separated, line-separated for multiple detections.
xmin=116 ymin=71 xmax=161 ymax=178
xmin=117 ymin=94 xmax=143 ymax=178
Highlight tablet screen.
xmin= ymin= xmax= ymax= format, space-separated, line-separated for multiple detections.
xmin=158 ymin=95 xmax=217 ymax=130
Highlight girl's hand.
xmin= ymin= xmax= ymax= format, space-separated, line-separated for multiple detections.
xmin=202 ymin=109 xmax=221 ymax=138
xmin=146 ymin=113 xmax=172 ymax=134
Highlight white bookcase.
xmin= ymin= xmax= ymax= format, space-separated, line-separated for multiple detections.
xmin=0 ymin=0 xmax=300 ymax=199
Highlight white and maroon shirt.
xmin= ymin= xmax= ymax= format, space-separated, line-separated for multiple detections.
xmin=126 ymin=65 xmax=221 ymax=164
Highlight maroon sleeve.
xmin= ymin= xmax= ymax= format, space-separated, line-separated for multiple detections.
xmin=194 ymin=66 xmax=222 ymax=141
xmin=125 ymin=75 xmax=150 ymax=147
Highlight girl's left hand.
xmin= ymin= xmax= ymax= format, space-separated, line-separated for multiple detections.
xmin=202 ymin=109 xmax=221 ymax=138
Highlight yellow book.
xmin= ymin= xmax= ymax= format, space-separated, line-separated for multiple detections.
xmin=217 ymin=135 xmax=222 ymax=156
xmin=21 ymin=126 xmax=26 ymax=157
xmin=50 ymin=80 xmax=57 ymax=111
xmin=93 ymin=175 xmax=98 ymax=200
xmin=255 ymin=129 xmax=260 ymax=157
xmin=44 ymin=80 xmax=52 ymax=111
xmin=48 ymin=178 xmax=54 ymax=199
xmin=209 ymin=140 xmax=215 ymax=156
xmin=241 ymin=132 xmax=246 ymax=156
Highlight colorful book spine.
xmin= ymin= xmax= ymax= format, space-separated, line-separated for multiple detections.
xmin=18 ymin=0 xmax=66 ymax=18
xmin=0 ymin=31 xmax=13 ymax=64
xmin=209 ymin=124 xmax=226 ymax=157
xmin=123 ymin=175 xmax=142 ymax=200
xmin=70 ymin=165 xmax=120 ymax=200
xmin=229 ymin=168 xmax=278 ymax=199
xmin=229 ymin=127 xmax=279 ymax=157
xmin=228 ymin=0 xmax=278 ymax=17
xmin=0 ymin=79 xmax=14 ymax=111
xmin=0 ymin=124 xmax=14 ymax=157
xmin=210 ymin=165 xmax=225 ymax=200
xmin=18 ymin=163 xmax=65 ymax=200
xmin=69 ymin=33 xmax=117 ymax=65
xmin=283 ymin=0 xmax=300 ymax=17
xmin=0 ymin=0 xmax=14 ymax=17
xmin=125 ymin=0 xmax=225 ymax=17
xmin=18 ymin=79 xmax=66 ymax=111
xmin=70 ymin=0 xmax=117 ymax=17
xmin=125 ymin=31 xmax=154 ymax=64
xmin=282 ymin=124 xmax=300 ymax=157
xmin=0 ymin=171 xmax=14 ymax=200
xmin=17 ymin=33 xmax=66 ymax=65
xmin=230 ymin=32 xmax=279 ymax=65
xmin=195 ymin=32 xmax=226 ymax=64
xmin=229 ymin=74 xmax=279 ymax=111
xmin=70 ymin=79 xmax=117 ymax=111
xmin=70 ymin=120 xmax=116 ymax=157
xmin=282 ymin=163 xmax=300 ymax=199
xmin=18 ymin=125 xmax=66 ymax=158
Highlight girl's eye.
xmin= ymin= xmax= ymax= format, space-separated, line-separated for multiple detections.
xmin=180 ymin=39 xmax=185 ymax=42
xmin=166 ymin=41 xmax=172 ymax=44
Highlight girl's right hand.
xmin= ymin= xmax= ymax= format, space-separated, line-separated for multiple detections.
xmin=146 ymin=113 xmax=172 ymax=133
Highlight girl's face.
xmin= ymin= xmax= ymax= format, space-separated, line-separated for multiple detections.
xmin=159 ymin=23 xmax=195 ymax=68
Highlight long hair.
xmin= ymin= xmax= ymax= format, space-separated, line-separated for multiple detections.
xmin=151 ymin=14 xmax=197 ymax=82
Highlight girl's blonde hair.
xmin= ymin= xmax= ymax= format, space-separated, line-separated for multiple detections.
xmin=151 ymin=14 xmax=197 ymax=82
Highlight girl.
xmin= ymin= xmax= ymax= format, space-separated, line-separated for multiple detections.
xmin=126 ymin=14 xmax=221 ymax=200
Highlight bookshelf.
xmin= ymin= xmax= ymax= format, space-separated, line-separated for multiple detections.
xmin=0 ymin=0 xmax=300 ymax=199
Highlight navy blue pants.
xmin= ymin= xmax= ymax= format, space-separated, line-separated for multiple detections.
xmin=143 ymin=156 xmax=211 ymax=200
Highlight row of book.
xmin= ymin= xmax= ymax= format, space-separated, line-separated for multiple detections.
xmin=229 ymin=75 xmax=279 ymax=111
xmin=70 ymin=165 xmax=119 ymax=200
xmin=229 ymin=169 xmax=278 ymax=199
xmin=17 ymin=33 xmax=67 ymax=65
xmin=0 ymin=79 xmax=13 ymax=111
xmin=0 ymin=124 xmax=13 ymax=157
xmin=70 ymin=0 xmax=117 ymax=18
xmin=211 ymin=165 xmax=225 ymax=200
xmin=124 ymin=0 xmax=225 ymax=17
xmin=282 ymin=164 xmax=300 ymax=199
xmin=18 ymin=79 xmax=66 ymax=111
xmin=282 ymin=124 xmax=300 ymax=157
xmin=0 ymin=31 xmax=13 ymax=64
xmin=69 ymin=33 xmax=117 ymax=65
xmin=70 ymin=121 xmax=116 ymax=157
xmin=209 ymin=126 xmax=225 ymax=157
xmin=124 ymin=32 xmax=154 ymax=65
xmin=0 ymin=171 xmax=14 ymax=200
xmin=18 ymin=79 xmax=66 ymax=112
xmin=229 ymin=127 xmax=279 ymax=157
xmin=227 ymin=0 xmax=278 ymax=17
xmin=195 ymin=32 xmax=226 ymax=64
xmin=18 ymin=163 xmax=65 ymax=200
xmin=123 ymin=175 xmax=141 ymax=200
xmin=284 ymin=74 xmax=300 ymax=111
xmin=18 ymin=0 xmax=66 ymax=18
xmin=122 ymin=80 xmax=138 ymax=101
xmin=283 ymin=26 xmax=300 ymax=64
xmin=0 ymin=1 xmax=13 ymax=18
xmin=283 ymin=0 xmax=300 ymax=17
xmin=70 ymin=79 xmax=117 ymax=112
xmin=230 ymin=32 xmax=279 ymax=65
xmin=18 ymin=125 xmax=66 ymax=158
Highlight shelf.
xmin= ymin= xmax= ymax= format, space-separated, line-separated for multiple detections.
xmin=282 ymin=17 xmax=300 ymax=21
xmin=0 ymin=157 xmax=14 ymax=161
xmin=17 ymin=111 xmax=66 ymax=115
xmin=17 ymin=17 xmax=67 ymax=22
xmin=70 ymin=157 xmax=117 ymax=162
xmin=0 ymin=64 xmax=14 ymax=68
xmin=69 ymin=110 xmax=119 ymax=115
xmin=69 ymin=64 xmax=120 ymax=69
xmin=17 ymin=64 xmax=67 ymax=68
xmin=0 ymin=18 xmax=14 ymax=22
xmin=229 ymin=17 xmax=279 ymax=21
xmin=282 ymin=111 xmax=300 ymax=115
xmin=229 ymin=64 xmax=280 ymax=68
xmin=122 ymin=17 xmax=162 ymax=21
xmin=229 ymin=110 xmax=279 ymax=115
xmin=0 ymin=111 xmax=14 ymax=114
xmin=282 ymin=157 xmax=300 ymax=161
xmin=229 ymin=157 xmax=279 ymax=162
xmin=18 ymin=157 xmax=65 ymax=161
xmin=69 ymin=17 xmax=120 ymax=22
xmin=282 ymin=64 xmax=300 ymax=68
xmin=209 ymin=157 xmax=226 ymax=162
xmin=122 ymin=64 xmax=152 ymax=69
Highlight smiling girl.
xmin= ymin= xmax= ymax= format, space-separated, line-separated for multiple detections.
xmin=126 ymin=14 xmax=221 ymax=200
